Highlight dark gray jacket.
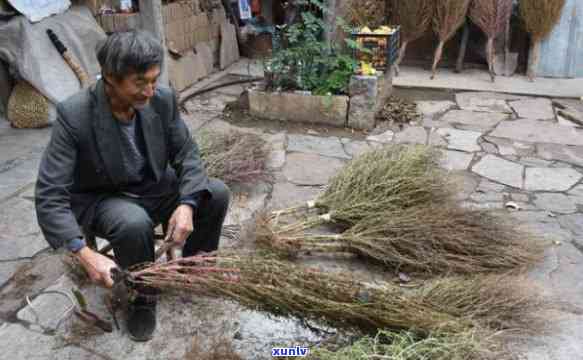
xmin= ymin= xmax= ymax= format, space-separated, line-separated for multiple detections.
xmin=35 ymin=80 xmax=210 ymax=249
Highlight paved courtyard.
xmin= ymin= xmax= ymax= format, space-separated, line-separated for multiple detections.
xmin=1 ymin=72 xmax=583 ymax=359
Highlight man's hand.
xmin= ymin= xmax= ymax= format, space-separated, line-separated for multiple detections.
xmin=75 ymin=247 xmax=117 ymax=288
xmin=165 ymin=204 xmax=194 ymax=246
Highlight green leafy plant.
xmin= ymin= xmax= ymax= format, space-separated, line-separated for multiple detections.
xmin=265 ymin=0 xmax=358 ymax=96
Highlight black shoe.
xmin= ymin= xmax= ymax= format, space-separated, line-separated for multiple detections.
xmin=127 ymin=298 xmax=157 ymax=342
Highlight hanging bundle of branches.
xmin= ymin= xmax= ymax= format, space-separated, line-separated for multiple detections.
xmin=343 ymin=0 xmax=387 ymax=28
xmin=431 ymin=0 xmax=472 ymax=79
xmin=271 ymin=145 xmax=450 ymax=229
xmin=469 ymin=0 xmax=513 ymax=82
xmin=393 ymin=0 xmax=433 ymax=76
xmin=520 ymin=0 xmax=566 ymax=81
xmin=258 ymin=204 xmax=544 ymax=275
xmin=128 ymin=255 xmax=540 ymax=336
xmin=196 ymin=130 xmax=271 ymax=185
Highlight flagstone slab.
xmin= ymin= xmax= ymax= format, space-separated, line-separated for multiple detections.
xmin=366 ymin=130 xmax=394 ymax=144
xmin=341 ymin=138 xmax=373 ymax=158
xmin=436 ymin=128 xmax=482 ymax=152
xmin=490 ymin=119 xmax=583 ymax=146
xmin=440 ymin=110 xmax=508 ymax=131
xmin=455 ymin=92 xmax=515 ymax=113
xmin=415 ymin=100 xmax=456 ymax=118
xmin=440 ymin=150 xmax=474 ymax=171
xmin=287 ymin=134 xmax=350 ymax=160
xmin=554 ymin=98 xmax=583 ymax=126
xmin=428 ymin=131 xmax=448 ymax=147
xmin=0 ymin=197 xmax=48 ymax=260
xmin=393 ymin=126 xmax=427 ymax=145
xmin=509 ymin=211 xmax=573 ymax=243
xmin=269 ymin=182 xmax=322 ymax=209
xmin=471 ymin=155 xmax=524 ymax=188
xmin=510 ymin=98 xmax=555 ymax=120
xmin=534 ymin=193 xmax=579 ymax=214
xmin=283 ymin=153 xmax=345 ymax=186
xmin=537 ymin=143 xmax=583 ymax=167
xmin=558 ymin=214 xmax=583 ymax=237
xmin=524 ymin=167 xmax=581 ymax=191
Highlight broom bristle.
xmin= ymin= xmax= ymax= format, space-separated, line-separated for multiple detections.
xmin=343 ymin=204 xmax=545 ymax=274
xmin=260 ymin=202 xmax=545 ymax=275
xmin=317 ymin=145 xmax=451 ymax=225
xmin=520 ymin=0 xmax=566 ymax=40
xmin=196 ymin=130 xmax=271 ymax=185
xmin=128 ymin=255 xmax=542 ymax=337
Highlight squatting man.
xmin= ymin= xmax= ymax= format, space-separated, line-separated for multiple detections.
xmin=35 ymin=30 xmax=230 ymax=342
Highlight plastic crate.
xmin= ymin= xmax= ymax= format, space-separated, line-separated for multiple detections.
xmin=351 ymin=26 xmax=400 ymax=71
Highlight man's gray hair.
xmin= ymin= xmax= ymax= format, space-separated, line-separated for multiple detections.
xmin=97 ymin=30 xmax=163 ymax=78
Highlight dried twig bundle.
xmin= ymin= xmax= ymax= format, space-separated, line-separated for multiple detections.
xmin=376 ymin=96 xmax=421 ymax=124
xmin=128 ymin=255 xmax=541 ymax=337
xmin=393 ymin=0 xmax=433 ymax=76
xmin=196 ymin=130 xmax=270 ymax=185
xmin=431 ymin=0 xmax=472 ymax=79
xmin=520 ymin=0 xmax=566 ymax=81
xmin=310 ymin=329 xmax=499 ymax=360
xmin=418 ymin=274 xmax=544 ymax=331
xmin=344 ymin=0 xmax=387 ymax=28
xmin=129 ymin=255 xmax=465 ymax=334
xmin=469 ymin=0 xmax=513 ymax=82
xmin=259 ymin=204 xmax=544 ymax=275
xmin=271 ymin=146 xmax=450 ymax=228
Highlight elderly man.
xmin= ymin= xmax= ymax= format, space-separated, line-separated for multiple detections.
xmin=35 ymin=30 xmax=230 ymax=341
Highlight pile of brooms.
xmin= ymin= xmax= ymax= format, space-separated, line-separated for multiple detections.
xmin=115 ymin=145 xmax=545 ymax=358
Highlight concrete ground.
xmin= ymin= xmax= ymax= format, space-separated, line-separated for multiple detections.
xmin=1 ymin=62 xmax=583 ymax=359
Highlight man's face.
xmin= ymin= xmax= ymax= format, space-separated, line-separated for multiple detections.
xmin=106 ymin=65 xmax=161 ymax=110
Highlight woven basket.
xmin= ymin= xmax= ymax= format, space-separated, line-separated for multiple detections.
xmin=7 ymin=81 xmax=55 ymax=129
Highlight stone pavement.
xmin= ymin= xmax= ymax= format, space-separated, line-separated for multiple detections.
xmin=1 ymin=77 xmax=583 ymax=359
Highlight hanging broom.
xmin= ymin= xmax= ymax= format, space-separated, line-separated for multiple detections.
xmin=128 ymin=254 xmax=540 ymax=335
xmin=195 ymin=130 xmax=271 ymax=185
xmin=431 ymin=0 xmax=472 ymax=79
xmin=469 ymin=0 xmax=513 ymax=82
xmin=520 ymin=0 xmax=566 ymax=81
xmin=270 ymin=145 xmax=450 ymax=229
xmin=258 ymin=204 xmax=545 ymax=275
xmin=392 ymin=0 xmax=433 ymax=76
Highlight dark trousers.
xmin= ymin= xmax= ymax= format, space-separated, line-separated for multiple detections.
xmin=91 ymin=179 xmax=230 ymax=269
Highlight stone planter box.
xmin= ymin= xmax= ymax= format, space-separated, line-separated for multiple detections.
xmin=248 ymin=71 xmax=392 ymax=130
xmin=248 ymin=90 xmax=349 ymax=128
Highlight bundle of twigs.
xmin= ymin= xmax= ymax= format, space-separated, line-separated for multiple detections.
xmin=196 ymin=130 xmax=270 ymax=185
xmin=258 ymin=204 xmax=544 ymax=275
xmin=271 ymin=145 xmax=450 ymax=228
xmin=431 ymin=0 xmax=472 ymax=79
xmin=310 ymin=329 xmax=498 ymax=360
xmin=393 ymin=0 xmax=433 ymax=76
xmin=520 ymin=0 xmax=566 ymax=81
xmin=469 ymin=0 xmax=513 ymax=82
xmin=376 ymin=96 xmax=422 ymax=124
xmin=344 ymin=0 xmax=388 ymax=28
xmin=128 ymin=255 xmax=540 ymax=335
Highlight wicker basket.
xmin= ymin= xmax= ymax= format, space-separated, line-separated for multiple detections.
xmin=7 ymin=81 xmax=54 ymax=129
